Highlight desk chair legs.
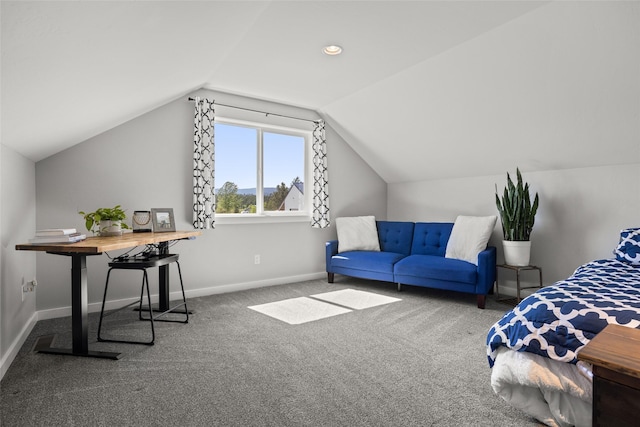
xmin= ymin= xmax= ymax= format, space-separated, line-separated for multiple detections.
xmin=97 ymin=256 xmax=189 ymax=346
xmin=98 ymin=268 xmax=156 ymax=345
xmin=138 ymin=261 xmax=189 ymax=324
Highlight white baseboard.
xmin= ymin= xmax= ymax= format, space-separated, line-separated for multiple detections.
xmin=37 ymin=272 xmax=325 ymax=319
xmin=0 ymin=312 xmax=38 ymax=381
xmin=185 ymin=272 xmax=326 ymax=298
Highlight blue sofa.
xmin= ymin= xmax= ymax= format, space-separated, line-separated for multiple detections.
xmin=325 ymin=221 xmax=496 ymax=309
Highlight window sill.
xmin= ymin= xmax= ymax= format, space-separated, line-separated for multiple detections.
xmin=214 ymin=214 xmax=311 ymax=225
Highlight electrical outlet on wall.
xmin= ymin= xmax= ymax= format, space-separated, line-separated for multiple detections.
xmin=22 ymin=278 xmax=37 ymax=302
xmin=254 ymin=255 xmax=260 ymax=265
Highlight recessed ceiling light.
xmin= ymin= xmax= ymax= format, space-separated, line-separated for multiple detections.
xmin=323 ymin=45 xmax=343 ymax=56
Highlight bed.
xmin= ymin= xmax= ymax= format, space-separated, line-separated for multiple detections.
xmin=486 ymin=228 xmax=640 ymax=427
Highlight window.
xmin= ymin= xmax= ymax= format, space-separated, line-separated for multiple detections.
xmin=214 ymin=118 xmax=310 ymax=219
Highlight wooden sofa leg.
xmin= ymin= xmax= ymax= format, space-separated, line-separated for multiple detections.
xmin=477 ymin=295 xmax=486 ymax=309
xmin=327 ymin=273 xmax=334 ymax=283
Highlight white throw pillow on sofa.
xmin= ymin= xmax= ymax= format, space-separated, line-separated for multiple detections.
xmin=445 ymin=215 xmax=497 ymax=265
xmin=336 ymin=216 xmax=381 ymax=253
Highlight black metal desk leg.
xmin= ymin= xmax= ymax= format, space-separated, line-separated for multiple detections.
xmin=155 ymin=242 xmax=191 ymax=315
xmin=158 ymin=242 xmax=170 ymax=312
xmin=71 ymin=254 xmax=89 ymax=354
xmin=35 ymin=253 xmax=121 ymax=360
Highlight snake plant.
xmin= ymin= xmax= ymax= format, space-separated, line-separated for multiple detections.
xmin=495 ymin=168 xmax=539 ymax=241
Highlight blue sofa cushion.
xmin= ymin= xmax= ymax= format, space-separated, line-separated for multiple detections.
xmin=394 ymin=254 xmax=478 ymax=284
xmin=377 ymin=221 xmax=415 ymax=255
xmin=410 ymin=223 xmax=453 ymax=256
xmin=331 ymin=251 xmax=406 ymax=274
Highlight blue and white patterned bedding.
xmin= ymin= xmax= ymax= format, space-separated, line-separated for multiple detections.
xmin=487 ymin=258 xmax=640 ymax=368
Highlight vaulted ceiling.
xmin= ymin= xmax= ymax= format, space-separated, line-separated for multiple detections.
xmin=2 ymin=1 xmax=638 ymax=183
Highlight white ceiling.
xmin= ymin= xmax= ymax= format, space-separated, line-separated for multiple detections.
xmin=2 ymin=1 xmax=638 ymax=183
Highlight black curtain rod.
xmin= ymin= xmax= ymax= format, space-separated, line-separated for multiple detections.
xmin=188 ymin=97 xmax=319 ymax=124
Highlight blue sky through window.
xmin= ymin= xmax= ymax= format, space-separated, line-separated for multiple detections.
xmin=215 ymin=122 xmax=304 ymax=190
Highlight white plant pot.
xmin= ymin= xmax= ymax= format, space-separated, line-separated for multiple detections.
xmin=99 ymin=220 xmax=123 ymax=237
xmin=503 ymin=240 xmax=531 ymax=266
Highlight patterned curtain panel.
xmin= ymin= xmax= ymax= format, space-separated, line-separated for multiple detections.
xmin=192 ymin=97 xmax=215 ymax=229
xmin=311 ymin=120 xmax=330 ymax=228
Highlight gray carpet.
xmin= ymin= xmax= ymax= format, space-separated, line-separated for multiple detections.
xmin=1 ymin=278 xmax=542 ymax=426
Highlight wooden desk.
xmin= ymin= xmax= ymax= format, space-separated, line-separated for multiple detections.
xmin=16 ymin=230 xmax=201 ymax=359
xmin=577 ymin=324 xmax=640 ymax=427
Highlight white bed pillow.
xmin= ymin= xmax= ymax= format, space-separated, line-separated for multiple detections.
xmin=336 ymin=216 xmax=381 ymax=253
xmin=445 ymin=215 xmax=497 ymax=265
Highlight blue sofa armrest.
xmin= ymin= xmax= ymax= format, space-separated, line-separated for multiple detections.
xmin=326 ymin=240 xmax=339 ymax=273
xmin=476 ymin=246 xmax=497 ymax=294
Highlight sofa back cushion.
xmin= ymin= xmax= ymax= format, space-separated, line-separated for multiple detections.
xmin=377 ymin=221 xmax=415 ymax=255
xmin=410 ymin=222 xmax=453 ymax=256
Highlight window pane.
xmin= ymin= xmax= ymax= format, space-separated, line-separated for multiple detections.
xmin=215 ymin=123 xmax=257 ymax=214
xmin=263 ymin=132 xmax=305 ymax=212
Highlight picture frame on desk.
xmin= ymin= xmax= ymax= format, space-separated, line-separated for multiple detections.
xmin=150 ymin=208 xmax=176 ymax=232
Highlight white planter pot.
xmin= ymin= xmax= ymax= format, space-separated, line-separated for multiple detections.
xmin=99 ymin=220 xmax=123 ymax=237
xmin=502 ymin=240 xmax=531 ymax=266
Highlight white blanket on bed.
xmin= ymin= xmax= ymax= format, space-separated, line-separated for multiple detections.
xmin=491 ymin=347 xmax=593 ymax=427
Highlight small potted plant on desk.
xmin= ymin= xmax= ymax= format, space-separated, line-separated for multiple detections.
xmin=79 ymin=205 xmax=130 ymax=236
xmin=495 ymin=168 xmax=539 ymax=266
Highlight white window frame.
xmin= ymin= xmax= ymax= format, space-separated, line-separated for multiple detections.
xmin=213 ymin=116 xmax=312 ymax=225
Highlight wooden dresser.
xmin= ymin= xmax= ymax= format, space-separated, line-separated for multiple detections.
xmin=578 ymin=324 xmax=640 ymax=427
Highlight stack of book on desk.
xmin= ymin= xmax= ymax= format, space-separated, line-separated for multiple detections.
xmin=28 ymin=228 xmax=86 ymax=244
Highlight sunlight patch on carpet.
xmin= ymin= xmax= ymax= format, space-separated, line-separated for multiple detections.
xmin=248 ymin=297 xmax=352 ymax=325
xmin=311 ymin=289 xmax=401 ymax=310
xmin=248 ymin=289 xmax=402 ymax=325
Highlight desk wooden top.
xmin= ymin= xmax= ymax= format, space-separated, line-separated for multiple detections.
xmin=578 ymin=324 xmax=640 ymax=380
xmin=16 ymin=230 xmax=201 ymax=254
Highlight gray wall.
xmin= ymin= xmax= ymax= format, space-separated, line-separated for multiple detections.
xmin=33 ymin=89 xmax=387 ymax=314
xmin=1 ymin=144 xmax=37 ymax=377
xmin=388 ymin=164 xmax=640 ymax=286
